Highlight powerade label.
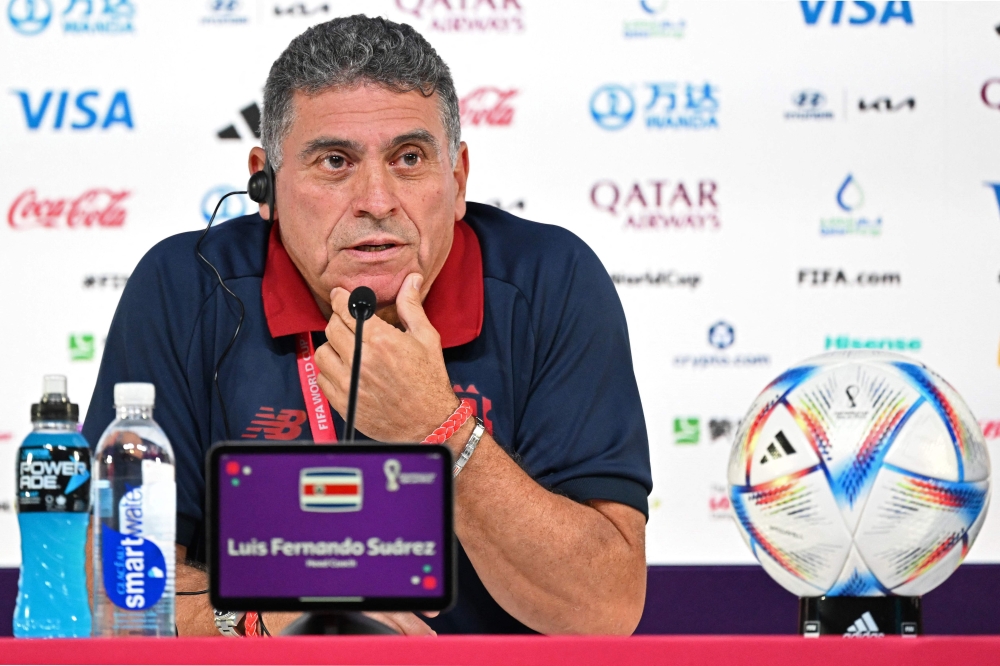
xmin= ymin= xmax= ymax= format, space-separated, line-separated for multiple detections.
xmin=17 ymin=446 xmax=91 ymax=513
xmin=101 ymin=485 xmax=167 ymax=610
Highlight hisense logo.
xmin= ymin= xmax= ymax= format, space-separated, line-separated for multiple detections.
xmin=825 ymin=335 xmax=921 ymax=352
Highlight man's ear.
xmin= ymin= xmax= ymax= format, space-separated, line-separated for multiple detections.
xmin=248 ymin=147 xmax=272 ymax=221
xmin=453 ymin=141 xmax=469 ymax=222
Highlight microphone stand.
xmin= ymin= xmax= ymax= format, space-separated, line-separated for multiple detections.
xmin=343 ymin=285 xmax=375 ymax=442
xmin=283 ymin=286 xmax=388 ymax=636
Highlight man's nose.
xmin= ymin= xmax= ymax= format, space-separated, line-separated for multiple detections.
xmin=352 ymin=163 xmax=398 ymax=220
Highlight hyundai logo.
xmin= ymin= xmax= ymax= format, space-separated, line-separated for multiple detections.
xmin=791 ymin=90 xmax=826 ymax=109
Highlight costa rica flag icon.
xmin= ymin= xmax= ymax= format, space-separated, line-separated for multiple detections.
xmin=299 ymin=467 xmax=363 ymax=512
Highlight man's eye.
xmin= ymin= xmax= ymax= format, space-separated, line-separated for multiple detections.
xmin=401 ymin=153 xmax=419 ymax=167
xmin=325 ymin=155 xmax=346 ymax=169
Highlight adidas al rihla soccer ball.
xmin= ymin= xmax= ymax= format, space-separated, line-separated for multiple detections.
xmin=728 ymin=351 xmax=991 ymax=597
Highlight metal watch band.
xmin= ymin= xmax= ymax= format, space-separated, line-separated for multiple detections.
xmin=213 ymin=608 xmax=242 ymax=637
xmin=453 ymin=417 xmax=485 ymax=478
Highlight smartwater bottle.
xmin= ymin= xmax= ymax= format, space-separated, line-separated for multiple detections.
xmin=13 ymin=375 xmax=92 ymax=638
xmin=92 ymin=382 xmax=176 ymax=637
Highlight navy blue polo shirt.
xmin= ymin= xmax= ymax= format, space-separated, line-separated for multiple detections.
xmin=82 ymin=202 xmax=652 ymax=634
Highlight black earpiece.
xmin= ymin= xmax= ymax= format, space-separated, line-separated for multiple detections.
xmin=247 ymin=159 xmax=276 ymax=223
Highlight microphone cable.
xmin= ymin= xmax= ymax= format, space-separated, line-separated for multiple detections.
xmin=195 ymin=191 xmax=248 ymax=441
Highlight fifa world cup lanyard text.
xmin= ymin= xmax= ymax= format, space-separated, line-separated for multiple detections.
xmin=296 ymin=332 xmax=338 ymax=443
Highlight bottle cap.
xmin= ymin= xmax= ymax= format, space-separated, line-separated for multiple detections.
xmin=114 ymin=382 xmax=156 ymax=408
xmin=31 ymin=374 xmax=79 ymax=423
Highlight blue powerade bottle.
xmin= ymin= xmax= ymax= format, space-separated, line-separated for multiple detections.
xmin=13 ymin=375 xmax=92 ymax=638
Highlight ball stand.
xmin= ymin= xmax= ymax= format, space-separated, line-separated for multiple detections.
xmin=799 ymin=596 xmax=921 ymax=637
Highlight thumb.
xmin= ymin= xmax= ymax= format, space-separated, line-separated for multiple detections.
xmin=396 ymin=273 xmax=434 ymax=340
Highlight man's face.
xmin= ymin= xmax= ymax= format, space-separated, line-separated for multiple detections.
xmin=251 ymin=84 xmax=469 ymax=315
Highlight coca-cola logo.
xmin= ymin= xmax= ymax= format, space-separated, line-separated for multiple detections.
xmin=8 ymin=188 xmax=129 ymax=230
xmin=590 ymin=179 xmax=720 ymax=230
xmin=460 ymin=87 xmax=518 ymax=127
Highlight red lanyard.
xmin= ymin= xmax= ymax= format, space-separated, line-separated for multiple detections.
xmin=295 ymin=332 xmax=337 ymax=443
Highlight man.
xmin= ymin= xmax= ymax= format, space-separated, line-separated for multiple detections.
xmin=84 ymin=15 xmax=651 ymax=636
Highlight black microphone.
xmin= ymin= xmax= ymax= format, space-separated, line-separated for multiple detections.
xmin=344 ymin=286 xmax=376 ymax=442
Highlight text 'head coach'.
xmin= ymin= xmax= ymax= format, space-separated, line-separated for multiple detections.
xmin=83 ymin=14 xmax=652 ymax=636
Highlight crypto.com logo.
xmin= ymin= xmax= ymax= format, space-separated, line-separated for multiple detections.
xmin=708 ymin=321 xmax=735 ymax=350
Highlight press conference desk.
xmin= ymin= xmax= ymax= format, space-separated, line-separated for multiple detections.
xmin=2 ymin=636 xmax=999 ymax=665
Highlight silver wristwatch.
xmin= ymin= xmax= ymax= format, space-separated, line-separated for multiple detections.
xmin=453 ymin=417 xmax=485 ymax=478
xmin=213 ymin=608 xmax=242 ymax=637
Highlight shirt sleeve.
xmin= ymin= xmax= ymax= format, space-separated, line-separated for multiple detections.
xmin=511 ymin=229 xmax=652 ymax=518
xmin=82 ymin=234 xmax=213 ymax=548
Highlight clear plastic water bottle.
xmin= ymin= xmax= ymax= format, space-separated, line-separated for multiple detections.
xmin=13 ymin=375 xmax=92 ymax=638
xmin=92 ymin=382 xmax=176 ymax=637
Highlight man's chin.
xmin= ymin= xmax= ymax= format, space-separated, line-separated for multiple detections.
xmin=334 ymin=272 xmax=407 ymax=309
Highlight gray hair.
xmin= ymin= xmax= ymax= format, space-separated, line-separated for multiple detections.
xmin=261 ymin=15 xmax=461 ymax=170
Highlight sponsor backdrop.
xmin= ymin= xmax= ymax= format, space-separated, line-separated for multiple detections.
xmin=2 ymin=0 xmax=1000 ymax=632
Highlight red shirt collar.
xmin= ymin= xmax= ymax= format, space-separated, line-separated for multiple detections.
xmin=262 ymin=219 xmax=483 ymax=348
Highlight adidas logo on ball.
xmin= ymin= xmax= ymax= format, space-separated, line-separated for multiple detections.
xmin=844 ymin=612 xmax=884 ymax=637
xmin=758 ymin=431 xmax=796 ymax=464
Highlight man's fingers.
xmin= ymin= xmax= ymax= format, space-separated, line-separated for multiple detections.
xmin=324 ymin=304 xmax=357 ymax=358
xmin=395 ymin=273 xmax=437 ymax=343
xmin=314 ymin=343 xmax=349 ymax=413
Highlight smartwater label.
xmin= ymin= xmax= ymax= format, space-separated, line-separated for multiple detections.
xmin=101 ymin=521 xmax=167 ymax=610
xmin=17 ymin=445 xmax=91 ymax=513
xmin=100 ymin=474 xmax=174 ymax=612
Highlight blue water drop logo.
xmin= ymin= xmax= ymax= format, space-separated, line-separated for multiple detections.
xmin=836 ymin=174 xmax=865 ymax=212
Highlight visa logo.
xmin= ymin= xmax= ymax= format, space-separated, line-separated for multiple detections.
xmin=299 ymin=467 xmax=363 ymax=513
xmin=800 ymin=1 xmax=913 ymax=25
xmin=13 ymin=90 xmax=134 ymax=130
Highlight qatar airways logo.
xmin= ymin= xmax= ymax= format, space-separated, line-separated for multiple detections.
xmin=395 ymin=0 xmax=523 ymax=33
xmin=590 ymin=179 xmax=720 ymax=230
xmin=460 ymin=87 xmax=517 ymax=127
xmin=8 ymin=188 xmax=129 ymax=229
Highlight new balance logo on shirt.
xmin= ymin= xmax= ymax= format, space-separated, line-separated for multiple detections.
xmin=844 ymin=612 xmax=884 ymax=637
xmin=242 ymin=406 xmax=307 ymax=440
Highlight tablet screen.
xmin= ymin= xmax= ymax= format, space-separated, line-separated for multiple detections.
xmin=208 ymin=443 xmax=454 ymax=612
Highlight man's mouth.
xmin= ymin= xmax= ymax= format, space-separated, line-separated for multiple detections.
xmin=354 ymin=243 xmax=396 ymax=252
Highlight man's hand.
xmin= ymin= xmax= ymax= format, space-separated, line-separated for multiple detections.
xmin=315 ymin=273 xmax=459 ymax=443
xmin=363 ymin=612 xmax=437 ymax=636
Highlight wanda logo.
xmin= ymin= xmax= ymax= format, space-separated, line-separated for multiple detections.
xmin=8 ymin=188 xmax=130 ymax=229
xmin=459 ymin=87 xmax=518 ymax=127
